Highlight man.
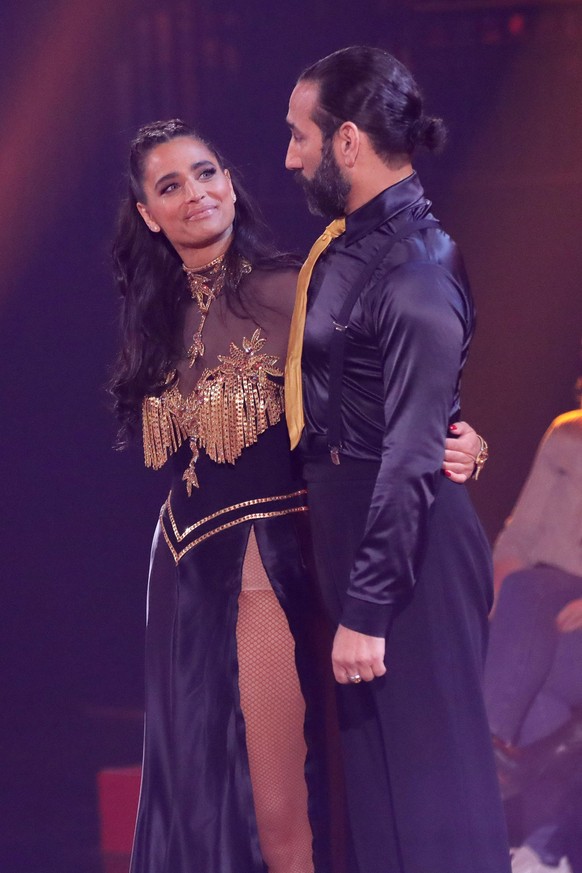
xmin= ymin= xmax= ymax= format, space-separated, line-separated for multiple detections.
xmin=485 ymin=385 xmax=582 ymax=873
xmin=284 ymin=47 xmax=510 ymax=873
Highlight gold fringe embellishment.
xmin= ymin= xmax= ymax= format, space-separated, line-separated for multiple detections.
xmin=196 ymin=328 xmax=284 ymax=465
xmin=142 ymin=389 xmax=189 ymax=470
xmin=141 ymin=329 xmax=284 ymax=490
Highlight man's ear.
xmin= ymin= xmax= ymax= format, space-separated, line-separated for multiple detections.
xmin=335 ymin=121 xmax=361 ymax=169
xmin=136 ymin=202 xmax=161 ymax=233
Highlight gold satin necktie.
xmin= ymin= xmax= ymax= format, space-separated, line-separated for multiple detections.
xmin=284 ymin=217 xmax=346 ymax=449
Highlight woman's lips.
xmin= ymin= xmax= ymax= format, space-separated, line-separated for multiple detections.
xmin=186 ymin=206 xmax=217 ymax=220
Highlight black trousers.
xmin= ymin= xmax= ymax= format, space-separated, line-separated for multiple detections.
xmin=304 ymin=458 xmax=511 ymax=873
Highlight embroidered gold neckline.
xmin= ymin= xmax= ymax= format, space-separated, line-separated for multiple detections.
xmin=182 ymin=254 xmax=252 ymax=367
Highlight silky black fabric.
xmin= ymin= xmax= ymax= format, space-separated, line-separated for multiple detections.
xmin=300 ymin=172 xmax=511 ymax=872
xmin=306 ymin=468 xmax=511 ymax=873
xmin=130 ymin=422 xmax=336 ymax=873
xmin=301 ymin=172 xmax=474 ymax=636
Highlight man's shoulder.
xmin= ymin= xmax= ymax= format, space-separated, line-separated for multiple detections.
xmin=370 ymin=254 xmax=458 ymax=304
xmin=367 ymin=212 xmax=465 ymax=285
xmin=546 ymin=409 xmax=582 ymax=440
xmin=538 ymin=410 xmax=582 ymax=472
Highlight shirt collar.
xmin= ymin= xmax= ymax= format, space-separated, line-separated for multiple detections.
xmin=343 ymin=171 xmax=426 ymax=245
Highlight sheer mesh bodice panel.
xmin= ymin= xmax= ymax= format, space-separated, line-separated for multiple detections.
xmin=141 ymin=268 xmax=299 ymax=489
xmin=176 ymin=267 xmax=297 ymax=396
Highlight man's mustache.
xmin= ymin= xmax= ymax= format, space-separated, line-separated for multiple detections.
xmin=291 ymin=169 xmax=309 ymax=188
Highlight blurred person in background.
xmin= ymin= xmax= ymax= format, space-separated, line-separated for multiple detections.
xmin=485 ymin=374 xmax=582 ymax=873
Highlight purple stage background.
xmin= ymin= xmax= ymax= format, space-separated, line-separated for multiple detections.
xmin=1 ymin=1 xmax=581 ymax=870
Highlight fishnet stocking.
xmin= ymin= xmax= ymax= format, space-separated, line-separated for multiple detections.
xmin=237 ymin=528 xmax=314 ymax=873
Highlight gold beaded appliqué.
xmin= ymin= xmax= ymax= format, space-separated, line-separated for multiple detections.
xmin=160 ymin=490 xmax=308 ymax=563
xmin=141 ymin=328 xmax=284 ymax=494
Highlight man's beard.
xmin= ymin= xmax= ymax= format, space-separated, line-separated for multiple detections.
xmin=295 ymin=138 xmax=350 ymax=219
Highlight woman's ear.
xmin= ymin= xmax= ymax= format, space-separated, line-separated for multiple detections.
xmin=136 ymin=202 xmax=161 ymax=233
xmin=224 ymin=169 xmax=237 ymax=203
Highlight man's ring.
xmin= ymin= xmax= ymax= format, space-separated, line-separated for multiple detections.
xmin=348 ymin=674 xmax=362 ymax=684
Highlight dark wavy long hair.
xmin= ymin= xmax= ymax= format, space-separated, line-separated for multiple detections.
xmin=109 ymin=119 xmax=297 ymax=445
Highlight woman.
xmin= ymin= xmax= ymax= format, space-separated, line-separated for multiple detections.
xmin=110 ymin=118 xmax=480 ymax=873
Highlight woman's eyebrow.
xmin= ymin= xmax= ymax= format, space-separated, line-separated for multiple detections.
xmin=155 ymin=161 xmax=215 ymax=190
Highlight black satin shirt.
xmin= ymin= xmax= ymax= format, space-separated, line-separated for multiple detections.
xmin=301 ymin=172 xmax=475 ymax=636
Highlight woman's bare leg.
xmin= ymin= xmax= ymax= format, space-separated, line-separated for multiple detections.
xmin=237 ymin=527 xmax=314 ymax=873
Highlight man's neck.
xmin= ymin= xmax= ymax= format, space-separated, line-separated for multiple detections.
xmin=345 ymin=163 xmax=414 ymax=215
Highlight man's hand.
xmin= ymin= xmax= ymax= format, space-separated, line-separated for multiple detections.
xmin=443 ymin=421 xmax=480 ymax=483
xmin=556 ymin=598 xmax=582 ymax=633
xmin=332 ymin=624 xmax=387 ymax=684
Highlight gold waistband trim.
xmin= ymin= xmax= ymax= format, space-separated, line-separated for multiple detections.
xmin=161 ymin=505 xmax=308 ymax=565
xmin=166 ymin=489 xmax=307 ymax=543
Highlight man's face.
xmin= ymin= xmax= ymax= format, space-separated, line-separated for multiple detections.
xmin=285 ymin=81 xmax=350 ymax=218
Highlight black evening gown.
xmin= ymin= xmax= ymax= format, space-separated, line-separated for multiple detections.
xmin=129 ymin=268 xmax=337 ymax=873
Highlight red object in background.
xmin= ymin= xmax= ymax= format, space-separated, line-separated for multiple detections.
xmin=98 ymin=765 xmax=142 ymax=872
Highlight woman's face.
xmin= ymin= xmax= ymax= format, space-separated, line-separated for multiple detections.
xmin=136 ymin=137 xmax=236 ymax=266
